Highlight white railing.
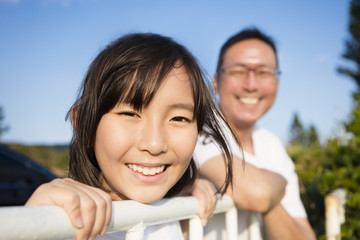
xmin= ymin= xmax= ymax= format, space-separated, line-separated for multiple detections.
xmin=325 ymin=188 xmax=347 ymax=240
xmin=0 ymin=194 xmax=255 ymax=240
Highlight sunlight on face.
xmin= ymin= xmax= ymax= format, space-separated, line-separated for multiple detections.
xmin=94 ymin=66 xmax=198 ymax=203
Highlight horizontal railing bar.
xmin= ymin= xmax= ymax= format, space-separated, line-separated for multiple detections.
xmin=0 ymin=195 xmax=235 ymax=240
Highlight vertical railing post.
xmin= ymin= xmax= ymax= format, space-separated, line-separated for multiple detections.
xmin=125 ymin=222 xmax=145 ymax=240
xmin=189 ymin=216 xmax=203 ymax=240
xmin=325 ymin=188 xmax=346 ymax=240
xmin=249 ymin=212 xmax=262 ymax=240
xmin=225 ymin=206 xmax=238 ymax=240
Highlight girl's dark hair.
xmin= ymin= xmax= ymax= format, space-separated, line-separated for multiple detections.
xmin=68 ymin=33 xmax=236 ymax=197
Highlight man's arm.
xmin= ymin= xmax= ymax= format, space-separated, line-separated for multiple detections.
xmin=199 ymin=154 xmax=286 ymax=213
xmin=263 ymin=204 xmax=316 ymax=240
xmin=199 ymin=154 xmax=316 ymax=240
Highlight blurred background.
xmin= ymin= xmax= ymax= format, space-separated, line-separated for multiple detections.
xmin=0 ymin=0 xmax=359 ymax=239
xmin=0 ymin=0 xmax=355 ymax=145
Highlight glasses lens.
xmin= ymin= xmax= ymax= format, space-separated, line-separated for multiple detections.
xmin=224 ymin=66 xmax=247 ymax=79
xmin=255 ymin=67 xmax=276 ymax=80
xmin=222 ymin=65 xmax=278 ymax=81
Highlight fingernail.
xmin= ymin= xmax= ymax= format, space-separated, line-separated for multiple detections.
xmin=101 ymin=225 xmax=108 ymax=236
xmin=201 ymin=219 xmax=208 ymax=226
xmin=76 ymin=215 xmax=84 ymax=228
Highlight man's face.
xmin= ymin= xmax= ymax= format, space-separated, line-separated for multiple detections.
xmin=214 ymin=39 xmax=279 ymax=129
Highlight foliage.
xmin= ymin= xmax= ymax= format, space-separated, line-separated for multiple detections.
xmin=289 ymin=112 xmax=320 ymax=147
xmin=0 ymin=106 xmax=9 ymax=141
xmin=337 ymin=0 xmax=360 ymax=88
xmin=308 ymin=125 xmax=319 ymax=146
xmin=289 ymin=3 xmax=360 ymax=237
xmin=287 ymin=143 xmax=325 ymax=237
xmin=289 ymin=113 xmax=306 ymax=145
xmin=346 ymin=92 xmax=360 ymax=135
xmin=288 ymin=94 xmax=360 ymax=239
xmin=6 ymin=143 xmax=70 ymax=178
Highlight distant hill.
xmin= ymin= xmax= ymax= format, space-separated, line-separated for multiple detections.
xmin=4 ymin=143 xmax=69 ymax=178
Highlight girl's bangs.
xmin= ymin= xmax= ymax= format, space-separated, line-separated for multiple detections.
xmin=116 ymin=61 xmax=176 ymax=111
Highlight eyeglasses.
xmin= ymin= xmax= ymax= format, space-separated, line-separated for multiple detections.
xmin=220 ymin=64 xmax=280 ymax=81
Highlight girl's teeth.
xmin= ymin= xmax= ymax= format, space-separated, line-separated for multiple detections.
xmin=143 ymin=168 xmax=150 ymax=175
xmin=128 ymin=164 xmax=165 ymax=176
xmin=150 ymin=168 xmax=157 ymax=175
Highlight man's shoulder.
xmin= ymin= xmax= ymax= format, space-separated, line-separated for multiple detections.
xmin=253 ymin=127 xmax=287 ymax=152
xmin=253 ymin=127 xmax=280 ymax=141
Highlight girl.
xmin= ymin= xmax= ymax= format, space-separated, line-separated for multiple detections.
xmin=26 ymin=33 xmax=237 ymax=240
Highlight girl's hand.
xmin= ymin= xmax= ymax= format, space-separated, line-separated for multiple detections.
xmin=190 ymin=178 xmax=218 ymax=226
xmin=26 ymin=178 xmax=112 ymax=240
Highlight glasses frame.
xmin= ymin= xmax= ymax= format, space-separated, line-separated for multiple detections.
xmin=219 ymin=64 xmax=281 ymax=81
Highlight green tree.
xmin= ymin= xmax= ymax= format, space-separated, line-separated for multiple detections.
xmin=345 ymin=92 xmax=360 ymax=136
xmin=337 ymin=0 xmax=360 ymax=88
xmin=291 ymin=2 xmax=360 ymax=238
xmin=289 ymin=112 xmax=306 ymax=145
xmin=308 ymin=124 xmax=319 ymax=146
xmin=0 ymin=106 xmax=9 ymax=141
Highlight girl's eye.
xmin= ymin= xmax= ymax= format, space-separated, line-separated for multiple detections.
xmin=118 ymin=112 xmax=139 ymax=117
xmin=171 ymin=116 xmax=191 ymax=122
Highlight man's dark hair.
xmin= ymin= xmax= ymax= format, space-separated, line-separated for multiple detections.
xmin=216 ymin=27 xmax=279 ymax=73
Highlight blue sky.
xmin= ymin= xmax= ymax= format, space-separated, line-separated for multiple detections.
xmin=0 ymin=0 xmax=356 ymax=145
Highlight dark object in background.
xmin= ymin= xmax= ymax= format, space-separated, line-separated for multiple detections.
xmin=0 ymin=144 xmax=58 ymax=206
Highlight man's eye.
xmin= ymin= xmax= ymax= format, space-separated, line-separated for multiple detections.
xmin=257 ymin=70 xmax=274 ymax=77
xmin=230 ymin=69 xmax=247 ymax=75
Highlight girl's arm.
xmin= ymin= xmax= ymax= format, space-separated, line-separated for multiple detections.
xmin=27 ymin=178 xmax=218 ymax=240
xmin=25 ymin=178 xmax=112 ymax=240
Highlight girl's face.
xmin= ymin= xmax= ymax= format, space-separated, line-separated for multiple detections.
xmin=94 ymin=66 xmax=198 ymax=203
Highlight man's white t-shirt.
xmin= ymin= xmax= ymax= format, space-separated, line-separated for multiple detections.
xmin=194 ymin=126 xmax=307 ymax=239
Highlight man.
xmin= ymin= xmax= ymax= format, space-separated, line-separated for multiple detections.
xmin=194 ymin=28 xmax=316 ymax=239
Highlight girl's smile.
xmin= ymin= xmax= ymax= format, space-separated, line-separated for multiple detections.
xmin=126 ymin=163 xmax=169 ymax=184
xmin=126 ymin=163 xmax=167 ymax=176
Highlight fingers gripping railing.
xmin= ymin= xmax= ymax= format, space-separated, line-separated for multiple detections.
xmin=0 ymin=195 xmax=242 ymax=240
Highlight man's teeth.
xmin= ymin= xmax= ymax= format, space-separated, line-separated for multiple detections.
xmin=128 ymin=164 xmax=166 ymax=176
xmin=240 ymin=98 xmax=259 ymax=104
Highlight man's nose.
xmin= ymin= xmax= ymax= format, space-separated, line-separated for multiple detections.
xmin=243 ymin=70 xmax=258 ymax=91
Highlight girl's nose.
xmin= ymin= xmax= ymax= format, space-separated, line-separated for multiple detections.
xmin=138 ymin=120 xmax=168 ymax=155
